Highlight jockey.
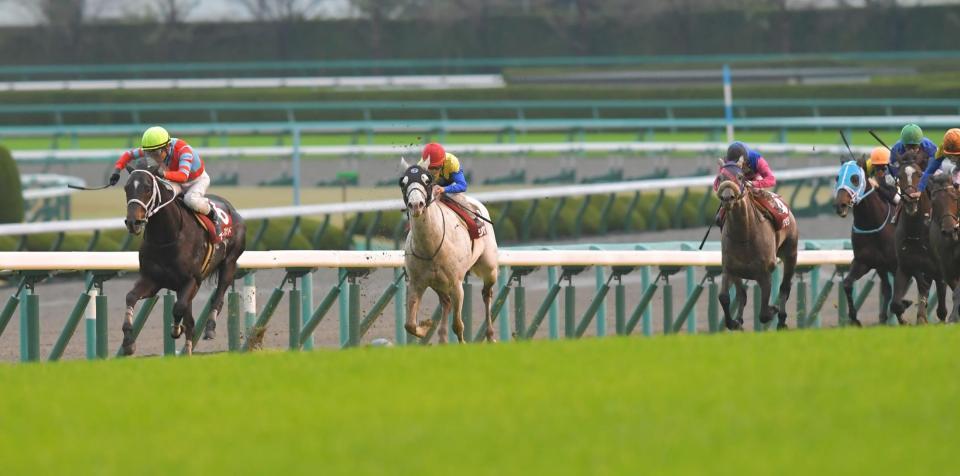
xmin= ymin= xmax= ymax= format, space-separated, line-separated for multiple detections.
xmin=420 ymin=142 xmax=483 ymax=230
xmin=891 ymin=123 xmax=937 ymax=177
xmin=715 ymin=141 xmax=777 ymax=227
xmin=865 ymin=146 xmax=899 ymax=205
xmin=110 ymin=126 xmax=223 ymax=236
xmin=918 ymin=128 xmax=960 ymax=192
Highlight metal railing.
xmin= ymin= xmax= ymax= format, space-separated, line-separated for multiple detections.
xmin=0 ymin=241 xmax=915 ymax=362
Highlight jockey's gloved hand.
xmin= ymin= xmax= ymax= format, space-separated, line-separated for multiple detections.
xmin=109 ymin=171 xmax=120 ymax=186
xmin=884 ymin=174 xmax=896 ymax=187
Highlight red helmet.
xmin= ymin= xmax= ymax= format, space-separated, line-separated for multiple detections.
xmin=422 ymin=142 xmax=446 ymax=168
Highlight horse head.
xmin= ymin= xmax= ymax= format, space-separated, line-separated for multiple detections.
xmin=834 ymin=160 xmax=868 ymax=218
xmin=399 ymin=163 xmax=435 ymax=218
xmin=123 ymin=167 xmax=177 ymax=235
xmin=927 ymin=173 xmax=960 ymax=240
xmin=714 ymin=157 xmax=746 ymax=210
xmin=897 ymin=149 xmax=927 ymax=216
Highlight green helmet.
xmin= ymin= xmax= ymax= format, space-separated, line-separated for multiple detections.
xmin=900 ymin=123 xmax=923 ymax=145
xmin=141 ymin=126 xmax=170 ymax=150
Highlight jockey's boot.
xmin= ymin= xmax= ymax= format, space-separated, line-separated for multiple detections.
xmin=207 ymin=209 xmax=223 ymax=237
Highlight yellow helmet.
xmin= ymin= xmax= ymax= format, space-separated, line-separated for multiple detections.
xmin=141 ymin=126 xmax=170 ymax=151
xmin=869 ymin=147 xmax=890 ymax=166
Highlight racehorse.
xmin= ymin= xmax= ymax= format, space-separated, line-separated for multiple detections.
xmin=926 ymin=171 xmax=960 ymax=322
xmin=891 ymin=149 xmax=946 ymax=324
xmin=399 ymin=160 xmax=499 ymax=343
xmin=120 ymin=165 xmax=246 ymax=355
xmin=715 ymin=157 xmax=798 ymax=331
xmin=834 ymin=159 xmax=898 ymax=326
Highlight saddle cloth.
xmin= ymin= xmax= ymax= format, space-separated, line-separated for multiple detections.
xmin=440 ymin=196 xmax=485 ymax=240
xmin=180 ymin=200 xmax=234 ymax=244
xmin=749 ymin=191 xmax=792 ymax=231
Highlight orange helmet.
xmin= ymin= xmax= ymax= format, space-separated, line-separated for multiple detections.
xmin=869 ymin=147 xmax=890 ymax=166
xmin=422 ymin=142 xmax=446 ymax=168
xmin=943 ymin=128 xmax=960 ymax=156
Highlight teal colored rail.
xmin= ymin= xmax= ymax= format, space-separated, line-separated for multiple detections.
xmin=2 ymin=50 xmax=958 ymax=79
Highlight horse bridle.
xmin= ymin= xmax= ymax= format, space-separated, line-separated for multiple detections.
xmin=927 ymin=180 xmax=960 ymax=232
xmin=717 ymin=162 xmax=746 ymax=198
xmin=400 ymin=167 xmax=445 ymax=260
xmin=126 ymin=169 xmax=178 ymax=227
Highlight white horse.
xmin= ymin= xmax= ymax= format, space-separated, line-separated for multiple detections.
xmin=399 ymin=160 xmax=499 ymax=343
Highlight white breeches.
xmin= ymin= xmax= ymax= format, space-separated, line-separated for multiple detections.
xmin=181 ymin=171 xmax=212 ymax=215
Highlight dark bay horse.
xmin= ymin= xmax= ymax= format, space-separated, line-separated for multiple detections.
xmin=834 ymin=159 xmax=897 ymax=326
xmin=891 ymin=150 xmax=947 ymax=324
xmin=926 ymin=172 xmax=960 ymax=322
xmin=121 ymin=167 xmax=246 ymax=355
xmin=715 ymin=158 xmax=798 ymax=330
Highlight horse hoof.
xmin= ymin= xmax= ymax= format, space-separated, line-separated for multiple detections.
xmin=725 ymin=320 xmax=743 ymax=331
xmin=121 ymin=343 xmax=136 ymax=356
xmin=171 ymin=324 xmax=183 ymax=339
xmin=203 ymin=320 xmax=217 ymax=340
xmin=777 ymin=321 xmax=788 ymax=331
xmin=848 ymin=318 xmax=862 ymax=328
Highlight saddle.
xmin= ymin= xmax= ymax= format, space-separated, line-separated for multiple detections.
xmin=439 ymin=196 xmax=486 ymax=240
xmin=749 ymin=190 xmax=792 ymax=231
xmin=177 ymin=199 xmax=233 ymax=244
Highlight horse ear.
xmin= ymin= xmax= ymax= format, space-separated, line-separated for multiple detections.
xmin=400 ymin=156 xmax=410 ymax=169
xmin=736 ymin=156 xmax=745 ymax=169
xmin=716 ymin=157 xmax=725 ymax=167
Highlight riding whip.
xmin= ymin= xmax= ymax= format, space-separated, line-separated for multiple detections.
xmin=867 ymin=130 xmax=892 ymax=151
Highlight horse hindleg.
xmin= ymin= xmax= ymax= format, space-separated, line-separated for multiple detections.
xmin=481 ymin=277 xmax=497 ymax=342
xmin=404 ymin=283 xmax=429 ymax=338
xmin=173 ymin=281 xmax=200 ymax=355
xmin=950 ymin=284 xmax=960 ymax=324
xmin=121 ymin=278 xmax=159 ymax=356
xmin=205 ymin=260 xmax=239 ymax=340
xmin=841 ymin=261 xmax=870 ymax=327
xmin=450 ymin=281 xmax=466 ymax=343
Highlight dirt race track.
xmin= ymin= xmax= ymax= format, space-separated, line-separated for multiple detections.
xmin=2 ymin=212 xmax=921 ymax=362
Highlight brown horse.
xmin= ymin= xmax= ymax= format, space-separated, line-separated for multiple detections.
xmin=120 ymin=167 xmax=247 ymax=355
xmin=715 ymin=158 xmax=798 ymax=330
xmin=926 ymin=172 xmax=960 ymax=322
xmin=891 ymin=150 xmax=947 ymax=323
xmin=833 ymin=159 xmax=897 ymax=326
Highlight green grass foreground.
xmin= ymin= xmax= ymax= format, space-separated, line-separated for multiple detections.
xmin=0 ymin=327 xmax=957 ymax=475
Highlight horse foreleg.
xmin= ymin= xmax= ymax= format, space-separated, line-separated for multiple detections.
xmin=950 ymin=284 xmax=960 ymax=324
xmin=450 ymin=282 xmax=466 ymax=343
xmin=404 ymin=283 xmax=428 ymax=338
xmin=889 ymin=267 xmax=913 ymax=325
xmin=935 ymin=279 xmax=948 ymax=322
xmin=718 ymin=273 xmax=739 ymax=331
xmin=878 ymin=270 xmax=893 ymax=326
xmin=734 ymin=279 xmax=748 ymax=328
xmin=914 ymin=274 xmax=931 ymax=325
xmin=841 ymin=261 xmax=870 ymax=327
xmin=436 ymin=291 xmax=452 ymax=345
xmin=173 ymin=281 xmax=200 ymax=356
xmin=121 ymin=278 xmax=159 ymax=356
